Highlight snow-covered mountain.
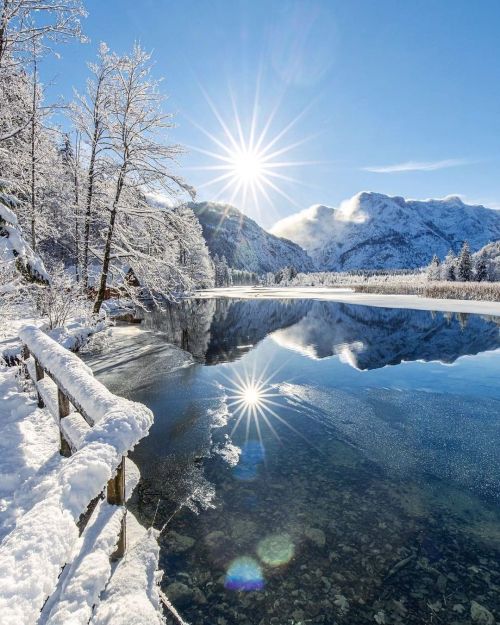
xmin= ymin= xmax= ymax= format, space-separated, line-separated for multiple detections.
xmin=189 ymin=201 xmax=314 ymax=273
xmin=271 ymin=192 xmax=500 ymax=271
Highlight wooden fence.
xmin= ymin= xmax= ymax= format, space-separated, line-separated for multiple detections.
xmin=22 ymin=341 xmax=127 ymax=558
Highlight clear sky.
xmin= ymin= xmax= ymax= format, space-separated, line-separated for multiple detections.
xmin=42 ymin=0 xmax=500 ymax=228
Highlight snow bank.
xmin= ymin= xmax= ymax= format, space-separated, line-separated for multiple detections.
xmin=0 ymin=327 xmax=154 ymax=625
xmin=195 ymin=286 xmax=500 ymax=316
xmin=0 ymin=365 xmax=59 ymax=541
xmin=43 ymin=501 xmax=125 ymax=625
xmin=90 ymin=529 xmax=164 ymax=625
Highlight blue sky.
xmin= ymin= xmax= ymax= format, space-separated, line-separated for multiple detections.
xmin=43 ymin=0 xmax=500 ymax=227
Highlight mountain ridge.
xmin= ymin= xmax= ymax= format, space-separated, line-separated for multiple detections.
xmin=188 ymin=201 xmax=315 ymax=273
xmin=271 ymin=191 xmax=500 ymax=271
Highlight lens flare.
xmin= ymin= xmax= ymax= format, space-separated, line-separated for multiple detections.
xmin=257 ymin=534 xmax=295 ymax=567
xmin=225 ymin=556 xmax=264 ymax=591
xmin=241 ymin=383 xmax=263 ymax=407
xmin=222 ymin=365 xmax=312 ymax=453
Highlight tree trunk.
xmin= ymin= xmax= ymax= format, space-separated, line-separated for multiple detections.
xmin=93 ymin=167 xmax=126 ymax=314
xmin=82 ymin=142 xmax=97 ymax=289
xmin=73 ymin=133 xmax=81 ymax=282
xmin=0 ymin=1 xmax=8 ymax=69
xmin=30 ymin=54 xmax=37 ymax=251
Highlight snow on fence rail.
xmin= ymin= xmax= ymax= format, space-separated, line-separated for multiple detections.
xmin=0 ymin=325 xmax=154 ymax=625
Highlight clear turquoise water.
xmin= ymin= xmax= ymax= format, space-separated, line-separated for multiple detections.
xmin=90 ymin=299 xmax=500 ymax=625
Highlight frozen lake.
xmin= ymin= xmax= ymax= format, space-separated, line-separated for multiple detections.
xmin=86 ymin=298 xmax=500 ymax=625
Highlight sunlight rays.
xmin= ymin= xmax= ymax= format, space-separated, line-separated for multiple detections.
xmin=187 ymin=80 xmax=323 ymax=219
xmin=220 ymin=362 xmax=314 ymax=458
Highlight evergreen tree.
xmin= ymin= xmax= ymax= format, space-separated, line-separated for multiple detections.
xmin=426 ymin=254 xmax=441 ymax=281
xmin=442 ymin=249 xmax=457 ymax=281
xmin=475 ymin=251 xmax=488 ymax=282
xmin=457 ymin=241 xmax=472 ymax=281
xmin=0 ymin=178 xmax=49 ymax=288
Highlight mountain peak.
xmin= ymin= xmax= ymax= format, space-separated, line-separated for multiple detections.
xmin=189 ymin=201 xmax=314 ymax=273
xmin=271 ymin=191 xmax=500 ymax=271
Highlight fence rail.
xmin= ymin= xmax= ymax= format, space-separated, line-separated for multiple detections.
xmin=0 ymin=325 xmax=154 ymax=625
xmin=23 ymin=342 xmax=127 ymax=557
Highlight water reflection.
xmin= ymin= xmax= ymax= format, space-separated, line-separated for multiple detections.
xmin=144 ymin=299 xmax=500 ymax=369
xmin=87 ymin=298 xmax=500 ymax=625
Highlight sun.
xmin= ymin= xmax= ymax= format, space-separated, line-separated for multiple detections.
xmin=231 ymin=148 xmax=265 ymax=184
xmin=221 ymin=365 xmax=310 ymax=449
xmin=186 ymin=81 xmax=320 ymax=220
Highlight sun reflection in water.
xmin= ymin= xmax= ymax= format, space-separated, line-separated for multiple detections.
xmin=222 ymin=366 xmax=313 ymax=455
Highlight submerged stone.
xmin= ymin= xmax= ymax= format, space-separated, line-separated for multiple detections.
xmin=304 ymin=527 xmax=326 ymax=548
xmin=470 ymin=601 xmax=495 ymax=625
xmin=165 ymin=582 xmax=193 ymax=607
xmin=164 ymin=531 xmax=195 ymax=553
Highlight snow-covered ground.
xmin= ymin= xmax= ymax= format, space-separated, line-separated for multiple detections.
xmin=0 ymin=323 xmax=165 ymax=625
xmin=195 ymin=286 xmax=500 ymax=316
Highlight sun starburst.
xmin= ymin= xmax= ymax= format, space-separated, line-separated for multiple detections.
xmin=186 ymin=80 xmax=322 ymax=221
xmin=220 ymin=364 xmax=311 ymax=451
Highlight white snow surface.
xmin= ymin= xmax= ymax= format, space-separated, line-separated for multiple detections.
xmin=0 ymin=326 xmax=155 ymax=625
xmin=90 ymin=529 xmax=164 ymax=625
xmin=195 ymin=286 xmax=500 ymax=316
xmin=42 ymin=500 xmax=125 ymax=625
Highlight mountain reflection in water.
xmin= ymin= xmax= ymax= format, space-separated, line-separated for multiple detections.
xmin=143 ymin=298 xmax=500 ymax=369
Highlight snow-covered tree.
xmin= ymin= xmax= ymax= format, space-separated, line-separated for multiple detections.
xmin=441 ymin=249 xmax=457 ymax=281
xmin=93 ymin=44 xmax=194 ymax=313
xmin=58 ymin=132 xmax=82 ymax=278
xmin=0 ymin=0 xmax=87 ymax=70
xmin=426 ymin=254 xmax=441 ymax=281
xmin=71 ymin=43 xmax=116 ymax=287
xmin=174 ymin=204 xmax=214 ymax=288
xmin=213 ymin=254 xmax=231 ymax=287
xmin=0 ymin=177 xmax=49 ymax=290
xmin=474 ymin=250 xmax=488 ymax=282
xmin=457 ymin=241 xmax=472 ymax=281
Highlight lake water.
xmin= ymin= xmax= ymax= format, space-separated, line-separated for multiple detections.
xmin=87 ymin=298 xmax=500 ymax=625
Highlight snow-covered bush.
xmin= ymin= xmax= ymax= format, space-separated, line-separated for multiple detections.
xmin=30 ymin=262 xmax=91 ymax=330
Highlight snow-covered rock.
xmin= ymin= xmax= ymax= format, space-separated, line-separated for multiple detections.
xmin=271 ymin=192 xmax=500 ymax=270
xmin=190 ymin=201 xmax=315 ymax=273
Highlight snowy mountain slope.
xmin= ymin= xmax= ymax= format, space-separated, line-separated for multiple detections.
xmin=271 ymin=192 xmax=500 ymax=270
xmin=189 ymin=201 xmax=315 ymax=273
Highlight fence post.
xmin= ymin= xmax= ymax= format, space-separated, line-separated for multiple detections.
xmin=58 ymin=388 xmax=72 ymax=457
xmin=33 ymin=357 xmax=45 ymax=408
xmin=107 ymin=457 xmax=126 ymax=560
xmin=22 ymin=345 xmax=30 ymax=378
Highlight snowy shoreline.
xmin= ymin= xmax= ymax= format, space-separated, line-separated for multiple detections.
xmin=194 ymin=286 xmax=500 ymax=316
